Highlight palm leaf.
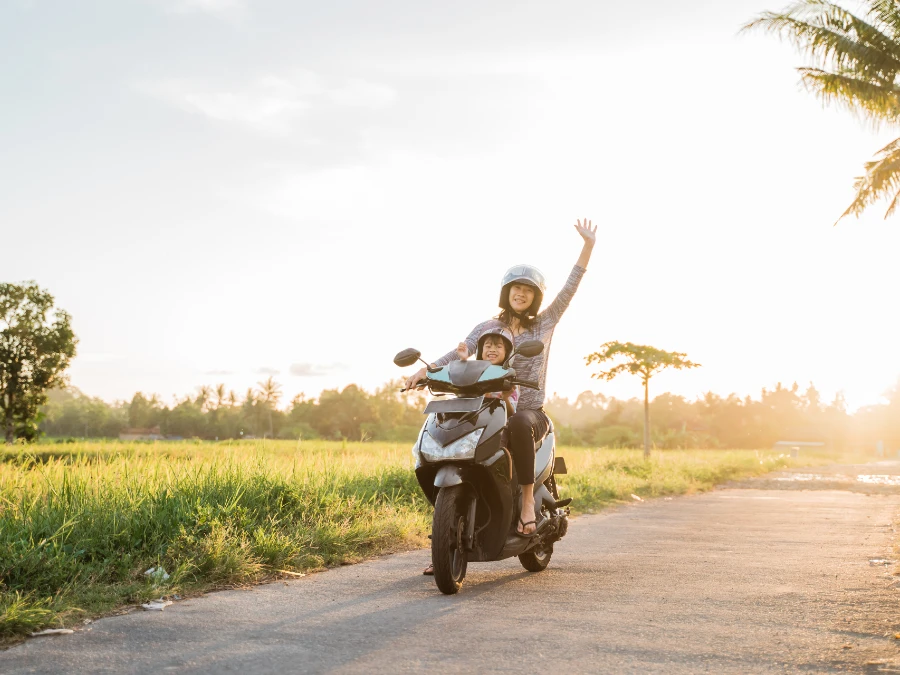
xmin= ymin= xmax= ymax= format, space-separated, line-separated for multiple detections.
xmin=837 ymin=136 xmax=900 ymax=222
xmin=745 ymin=2 xmax=900 ymax=71
xmin=868 ymin=0 xmax=900 ymax=40
xmin=798 ymin=67 xmax=900 ymax=121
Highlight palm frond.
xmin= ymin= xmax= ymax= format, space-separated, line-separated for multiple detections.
xmin=837 ymin=136 xmax=900 ymax=222
xmin=745 ymin=1 xmax=900 ymax=72
xmin=868 ymin=0 xmax=900 ymax=40
xmin=798 ymin=67 xmax=900 ymax=122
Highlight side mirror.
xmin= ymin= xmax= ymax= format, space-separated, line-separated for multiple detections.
xmin=514 ymin=340 xmax=544 ymax=358
xmin=393 ymin=348 xmax=422 ymax=368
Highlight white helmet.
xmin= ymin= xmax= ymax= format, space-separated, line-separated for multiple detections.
xmin=476 ymin=325 xmax=515 ymax=361
xmin=499 ymin=264 xmax=546 ymax=319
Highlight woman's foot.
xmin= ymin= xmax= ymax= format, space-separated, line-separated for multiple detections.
xmin=517 ymin=492 xmax=537 ymax=535
xmin=423 ymin=563 xmax=434 ymax=575
xmin=516 ymin=517 xmax=536 ymax=536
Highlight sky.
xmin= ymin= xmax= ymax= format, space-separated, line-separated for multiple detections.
xmin=2 ymin=0 xmax=899 ymax=411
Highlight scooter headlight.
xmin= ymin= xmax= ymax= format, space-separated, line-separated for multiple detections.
xmin=419 ymin=428 xmax=484 ymax=462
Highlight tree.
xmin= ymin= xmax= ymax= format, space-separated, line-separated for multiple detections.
xmin=310 ymin=385 xmax=380 ymax=440
xmin=585 ymin=342 xmax=700 ymax=458
xmin=195 ymin=385 xmax=213 ymax=412
xmin=0 ymin=282 xmax=77 ymax=444
xmin=744 ymin=1 xmax=900 ymax=222
xmin=214 ymin=384 xmax=227 ymax=410
xmin=128 ymin=392 xmax=163 ymax=429
xmin=256 ymin=376 xmax=282 ymax=439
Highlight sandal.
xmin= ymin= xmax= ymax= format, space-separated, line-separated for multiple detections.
xmin=423 ymin=563 xmax=434 ymax=575
xmin=515 ymin=518 xmax=537 ymax=538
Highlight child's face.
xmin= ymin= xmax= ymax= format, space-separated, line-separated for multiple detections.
xmin=481 ymin=336 xmax=507 ymax=365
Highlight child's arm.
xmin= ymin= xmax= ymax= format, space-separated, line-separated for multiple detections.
xmin=502 ymin=386 xmax=519 ymax=417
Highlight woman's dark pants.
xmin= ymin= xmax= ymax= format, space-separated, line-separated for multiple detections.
xmin=507 ymin=408 xmax=550 ymax=486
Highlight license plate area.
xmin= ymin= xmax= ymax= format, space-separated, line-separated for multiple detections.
xmin=424 ymin=397 xmax=484 ymax=415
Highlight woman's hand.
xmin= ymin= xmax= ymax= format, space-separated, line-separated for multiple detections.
xmin=574 ymin=218 xmax=596 ymax=246
xmin=574 ymin=217 xmax=596 ymax=268
xmin=404 ymin=367 xmax=427 ymax=391
xmin=456 ymin=342 xmax=469 ymax=361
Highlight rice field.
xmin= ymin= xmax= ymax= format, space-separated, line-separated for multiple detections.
xmin=0 ymin=439 xmax=864 ymax=641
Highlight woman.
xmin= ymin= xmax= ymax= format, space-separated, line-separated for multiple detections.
xmin=407 ymin=219 xmax=596 ymax=543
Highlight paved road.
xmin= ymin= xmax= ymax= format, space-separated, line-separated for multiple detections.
xmin=6 ymin=469 xmax=900 ymax=674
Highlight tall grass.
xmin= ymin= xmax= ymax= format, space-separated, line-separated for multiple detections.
xmin=0 ymin=440 xmax=865 ymax=641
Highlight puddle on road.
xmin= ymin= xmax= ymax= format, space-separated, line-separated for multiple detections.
xmin=735 ymin=464 xmax=900 ymax=492
xmin=772 ymin=473 xmax=900 ymax=486
xmin=857 ymin=475 xmax=900 ymax=486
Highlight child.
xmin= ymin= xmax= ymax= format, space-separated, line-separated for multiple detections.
xmin=456 ymin=326 xmax=519 ymax=417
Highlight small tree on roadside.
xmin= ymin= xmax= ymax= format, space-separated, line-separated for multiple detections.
xmin=585 ymin=342 xmax=700 ymax=458
xmin=0 ymin=282 xmax=77 ymax=444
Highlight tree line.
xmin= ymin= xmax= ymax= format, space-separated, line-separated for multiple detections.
xmin=545 ymin=382 xmax=899 ymax=452
xmin=40 ymin=378 xmax=429 ymax=443
xmin=38 ymin=378 xmax=900 ymax=452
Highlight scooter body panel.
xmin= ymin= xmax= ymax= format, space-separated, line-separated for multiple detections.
xmin=434 ymin=465 xmax=465 ymax=488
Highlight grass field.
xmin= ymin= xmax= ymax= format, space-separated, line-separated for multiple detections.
xmin=0 ymin=440 xmax=870 ymax=641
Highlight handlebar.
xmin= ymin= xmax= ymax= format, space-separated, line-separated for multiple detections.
xmin=399 ymin=383 xmax=427 ymax=393
xmin=400 ymin=378 xmax=540 ymax=393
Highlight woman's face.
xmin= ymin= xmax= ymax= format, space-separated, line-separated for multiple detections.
xmin=480 ymin=335 xmax=507 ymax=365
xmin=508 ymin=283 xmax=535 ymax=313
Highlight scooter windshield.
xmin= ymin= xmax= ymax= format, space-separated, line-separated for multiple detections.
xmin=427 ymin=362 xmax=510 ymax=386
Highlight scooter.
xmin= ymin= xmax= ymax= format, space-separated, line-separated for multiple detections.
xmin=394 ymin=340 xmax=571 ymax=595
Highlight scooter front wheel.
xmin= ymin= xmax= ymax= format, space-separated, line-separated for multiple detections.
xmin=431 ymin=484 xmax=469 ymax=594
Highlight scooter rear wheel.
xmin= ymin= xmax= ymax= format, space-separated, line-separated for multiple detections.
xmin=518 ymin=543 xmax=553 ymax=572
xmin=432 ymin=485 xmax=469 ymax=595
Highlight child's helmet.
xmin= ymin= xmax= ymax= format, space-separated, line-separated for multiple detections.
xmin=476 ymin=326 xmax=515 ymax=361
xmin=499 ymin=264 xmax=546 ymax=319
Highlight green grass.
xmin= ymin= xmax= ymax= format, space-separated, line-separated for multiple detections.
xmin=0 ymin=439 xmax=872 ymax=642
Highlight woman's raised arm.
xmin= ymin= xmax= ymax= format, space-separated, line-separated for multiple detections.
xmin=541 ymin=218 xmax=596 ymax=324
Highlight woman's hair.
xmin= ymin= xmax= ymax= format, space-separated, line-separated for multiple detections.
xmin=496 ymin=309 xmax=535 ymax=330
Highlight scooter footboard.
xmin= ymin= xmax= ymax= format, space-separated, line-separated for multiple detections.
xmin=497 ymin=483 xmax=559 ymax=558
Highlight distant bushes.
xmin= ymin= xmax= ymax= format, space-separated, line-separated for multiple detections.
xmin=40 ymin=380 xmax=427 ymax=443
xmin=546 ymin=382 xmax=900 ymax=451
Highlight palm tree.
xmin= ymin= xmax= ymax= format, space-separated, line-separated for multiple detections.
xmin=256 ymin=377 xmax=283 ymax=439
xmin=214 ymin=383 xmax=227 ymax=410
xmin=745 ymin=1 xmax=900 ymax=222
xmin=196 ymin=385 xmax=213 ymax=412
xmin=242 ymin=388 xmax=258 ymax=437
